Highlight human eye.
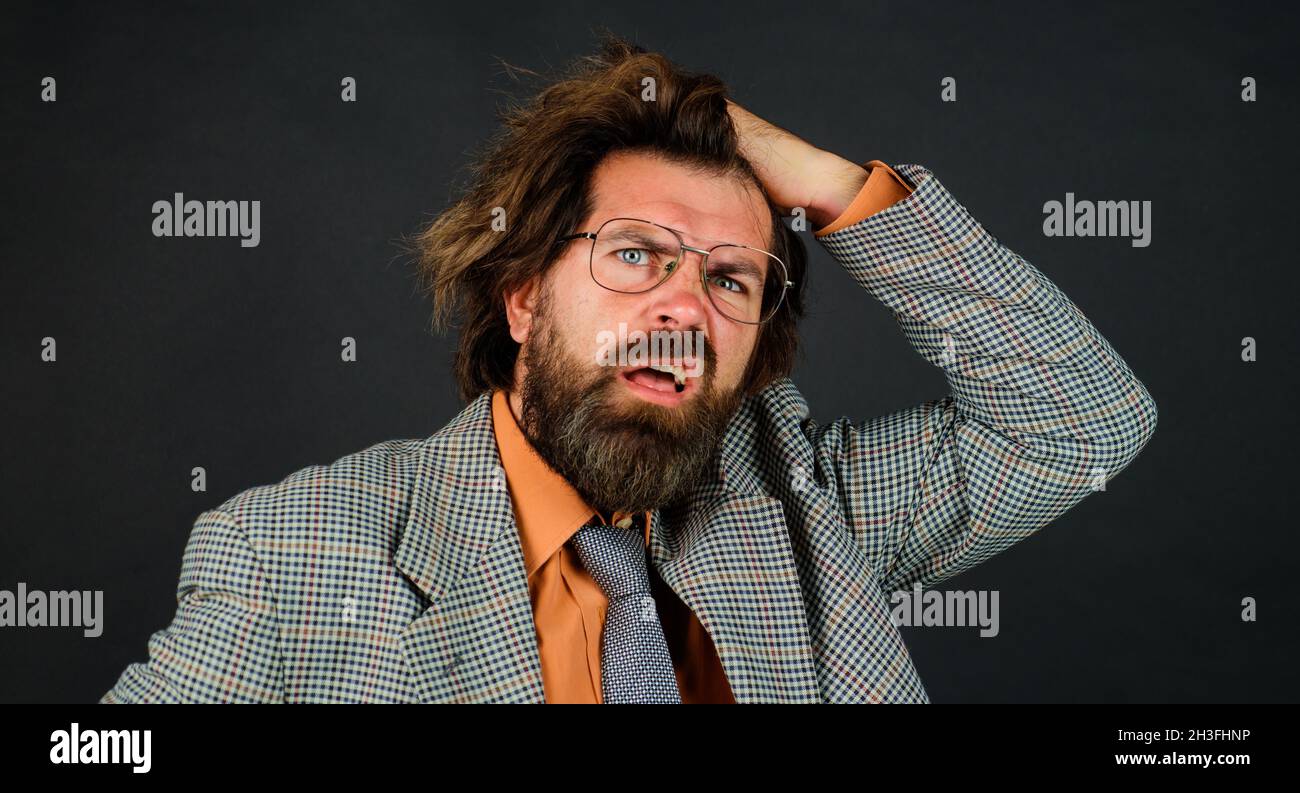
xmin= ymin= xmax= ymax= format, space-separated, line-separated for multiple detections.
xmin=706 ymin=259 xmax=762 ymax=295
xmin=615 ymin=247 xmax=655 ymax=267
xmin=708 ymin=273 xmax=747 ymax=294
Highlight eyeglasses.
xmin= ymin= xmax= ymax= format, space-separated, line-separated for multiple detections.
xmin=555 ymin=217 xmax=793 ymax=325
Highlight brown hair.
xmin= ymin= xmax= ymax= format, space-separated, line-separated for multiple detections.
xmin=412 ymin=32 xmax=807 ymax=403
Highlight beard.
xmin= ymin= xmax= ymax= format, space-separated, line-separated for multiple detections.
xmin=515 ymin=292 xmax=745 ymax=516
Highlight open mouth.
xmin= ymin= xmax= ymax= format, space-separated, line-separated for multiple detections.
xmin=619 ymin=361 xmax=700 ymax=404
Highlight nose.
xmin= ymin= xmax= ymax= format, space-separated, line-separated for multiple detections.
xmin=648 ymin=247 xmax=711 ymax=329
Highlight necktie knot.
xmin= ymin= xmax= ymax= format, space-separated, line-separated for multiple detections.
xmin=568 ymin=518 xmax=650 ymax=601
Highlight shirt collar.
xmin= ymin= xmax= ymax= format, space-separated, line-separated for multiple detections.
xmin=491 ymin=389 xmax=652 ymax=578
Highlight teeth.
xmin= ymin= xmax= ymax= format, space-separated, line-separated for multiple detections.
xmin=648 ymin=363 xmax=687 ymax=386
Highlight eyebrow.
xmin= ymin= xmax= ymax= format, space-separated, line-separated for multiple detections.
xmin=603 ymin=229 xmax=677 ymax=252
xmin=600 ymin=224 xmax=771 ymax=277
xmin=705 ymin=259 xmax=764 ymax=281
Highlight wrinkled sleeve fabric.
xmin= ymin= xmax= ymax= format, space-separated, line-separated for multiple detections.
xmin=805 ymin=163 xmax=1158 ymax=593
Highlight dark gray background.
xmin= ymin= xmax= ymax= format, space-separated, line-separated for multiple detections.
xmin=2 ymin=0 xmax=1296 ymax=703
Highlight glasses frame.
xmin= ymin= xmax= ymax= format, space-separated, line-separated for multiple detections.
xmin=555 ymin=216 xmax=794 ymax=325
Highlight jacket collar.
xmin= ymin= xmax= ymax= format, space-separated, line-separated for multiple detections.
xmin=395 ymin=382 xmax=820 ymax=703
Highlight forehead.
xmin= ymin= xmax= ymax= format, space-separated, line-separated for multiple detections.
xmin=586 ymin=149 xmax=773 ymax=251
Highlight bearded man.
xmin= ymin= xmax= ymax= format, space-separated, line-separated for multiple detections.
xmin=102 ymin=36 xmax=1157 ymax=704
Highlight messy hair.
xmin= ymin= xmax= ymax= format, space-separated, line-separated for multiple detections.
xmin=413 ymin=33 xmax=807 ymax=402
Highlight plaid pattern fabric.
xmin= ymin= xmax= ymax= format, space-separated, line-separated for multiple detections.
xmin=100 ymin=164 xmax=1157 ymax=704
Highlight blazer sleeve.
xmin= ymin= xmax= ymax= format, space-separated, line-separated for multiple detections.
xmin=803 ymin=163 xmax=1158 ymax=593
xmin=99 ymin=508 xmax=284 ymax=703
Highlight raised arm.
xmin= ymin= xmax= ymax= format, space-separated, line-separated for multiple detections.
xmin=808 ymin=163 xmax=1156 ymax=590
xmin=728 ymin=100 xmax=1157 ymax=592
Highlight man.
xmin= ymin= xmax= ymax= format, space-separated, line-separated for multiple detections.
xmin=101 ymin=37 xmax=1157 ymax=704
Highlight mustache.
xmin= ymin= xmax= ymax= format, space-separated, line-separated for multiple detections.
xmin=590 ymin=325 xmax=718 ymax=382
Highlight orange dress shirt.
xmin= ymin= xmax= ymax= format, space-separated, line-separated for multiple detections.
xmin=491 ymin=162 xmax=912 ymax=703
xmin=813 ymin=159 xmax=914 ymax=237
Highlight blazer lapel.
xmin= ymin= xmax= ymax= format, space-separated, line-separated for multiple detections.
xmin=394 ymin=392 xmax=546 ymax=703
xmin=648 ymin=405 xmax=822 ymax=704
xmin=393 ymin=387 xmax=822 ymax=704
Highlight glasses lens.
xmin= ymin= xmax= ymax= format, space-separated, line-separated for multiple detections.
xmin=587 ymin=219 xmax=789 ymax=324
xmin=704 ymin=245 xmax=788 ymax=324
xmin=590 ymin=220 xmax=682 ymax=293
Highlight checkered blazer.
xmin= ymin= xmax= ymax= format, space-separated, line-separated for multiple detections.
xmin=100 ymin=164 xmax=1157 ymax=703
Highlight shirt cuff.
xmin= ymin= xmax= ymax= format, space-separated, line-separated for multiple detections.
xmin=812 ymin=160 xmax=914 ymax=238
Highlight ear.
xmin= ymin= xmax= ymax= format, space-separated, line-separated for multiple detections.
xmin=503 ymin=275 xmax=542 ymax=344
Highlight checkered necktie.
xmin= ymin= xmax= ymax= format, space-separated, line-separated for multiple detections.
xmin=568 ymin=515 xmax=682 ymax=704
